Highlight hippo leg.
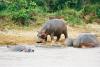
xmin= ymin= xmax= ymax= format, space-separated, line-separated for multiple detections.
xmin=56 ymin=35 xmax=60 ymax=41
xmin=63 ymin=31 xmax=68 ymax=39
xmin=45 ymin=37 xmax=47 ymax=41
xmin=50 ymin=34 xmax=54 ymax=41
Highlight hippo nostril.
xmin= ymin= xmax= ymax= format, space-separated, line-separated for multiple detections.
xmin=19 ymin=49 xmax=23 ymax=52
xmin=32 ymin=50 xmax=34 ymax=52
xmin=27 ymin=49 xmax=34 ymax=52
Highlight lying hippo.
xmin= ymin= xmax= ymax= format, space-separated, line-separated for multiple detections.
xmin=64 ymin=38 xmax=74 ymax=47
xmin=7 ymin=45 xmax=34 ymax=52
xmin=37 ymin=19 xmax=68 ymax=43
xmin=65 ymin=33 xmax=99 ymax=48
xmin=73 ymin=33 xmax=100 ymax=48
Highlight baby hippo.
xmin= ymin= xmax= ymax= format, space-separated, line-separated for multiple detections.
xmin=73 ymin=33 xmax=99 ymax=48
xmin=37 ymin=19 xmax=68 ymax=43
xmin=7 ymin=45 xmax=34 ymax=52
xmin=64 ymin=38 xmax=74 ymax=47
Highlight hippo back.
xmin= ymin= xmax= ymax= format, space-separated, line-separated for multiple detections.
xmin=73 ymin=33 xmax=99 ymax=47
xmin=42 ymin=19 xmax=67 ymax=34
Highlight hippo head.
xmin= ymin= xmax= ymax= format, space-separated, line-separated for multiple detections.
xmin=79 ymin=42 xmax=96 ymax=48
xmin=37 ymin=31 xmax=47 ymax=42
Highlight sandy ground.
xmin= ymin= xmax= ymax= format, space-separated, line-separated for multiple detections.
xmin=0 ymin=45 xmax=100 ymax=67
xmin=0 ymin=24 xmax=100 ymax=45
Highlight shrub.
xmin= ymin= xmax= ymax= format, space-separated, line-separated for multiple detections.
xmin=12 ymin=9 xmax=31 ymax=25
xmin=55 ymin=8 xmax=83 ymax=25
xmin=7 ymin=1 xmax=37 ymax=26
xmin=0 ymin=1 xmax=7 ymax=11
xmin=83 ymin=4 xmax=100 ymax=15
xmin=81 ymin=4 xmax=100 ymax=23
xmin=96 ymin=7 xmax=100 ymax=18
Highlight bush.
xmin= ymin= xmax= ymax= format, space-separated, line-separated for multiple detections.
xmin=12 ymin=9 xmax=31 ymax=25
xmin=96 ymin=7 xmax=100 ymax=18
xmin=0 ymin=1 xmax=7 ymax=11
xmin=55 ymin=8 xmax=83 ymax=25
xmin=1 ymin=0 xmax=100 ymax=27
xmin=81 ymin=4 xmax=100 ymax=23
xmin=83 ymin=4 xmax=100 ymax=15
xmin=6 ymin=1 xmax=37 ymax=26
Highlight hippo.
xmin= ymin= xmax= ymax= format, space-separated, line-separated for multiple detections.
xmin=7 ymin=45 xmax=34 ymax=52
xmin=64 ymin=38 xmax=74 ymax=47
xmin=73 ymin=33 xmax=99 ymax=48
xmin=37 ymin=19 xmax=68 ymax=43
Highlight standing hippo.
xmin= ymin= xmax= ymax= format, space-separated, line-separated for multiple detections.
xmin=37 ymin=19 xmax=68 ymax=42
xmin=73 ymin=33 xmax=99 ymax=48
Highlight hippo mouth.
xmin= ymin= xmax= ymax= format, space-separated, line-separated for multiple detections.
xmin=36 ymin=38 xmax=45 ymax=43
xmin=36 ymin=41 xmax=43 ymax=43
xmin=40 ymin=34 xmax=47 ymax=39
xmin=79 ymin=42 xmax=96 ymax=48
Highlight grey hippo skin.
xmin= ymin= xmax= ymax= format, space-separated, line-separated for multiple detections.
xmin=7 ymin=45 xmax=34 ymax=52
xmin=73 ymin=33 xmax=99 ymax=48
xmin=37 ymin=19 xmax=68 ymax=42
xmin=64 ymin=38 xmax=74 ymax=47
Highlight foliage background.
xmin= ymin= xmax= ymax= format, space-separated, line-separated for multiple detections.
xmin=0 ymin=0 xmax=100 ymax=27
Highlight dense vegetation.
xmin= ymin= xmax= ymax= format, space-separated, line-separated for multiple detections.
xmin=0 ymin=0 xmax=100 ymax=27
